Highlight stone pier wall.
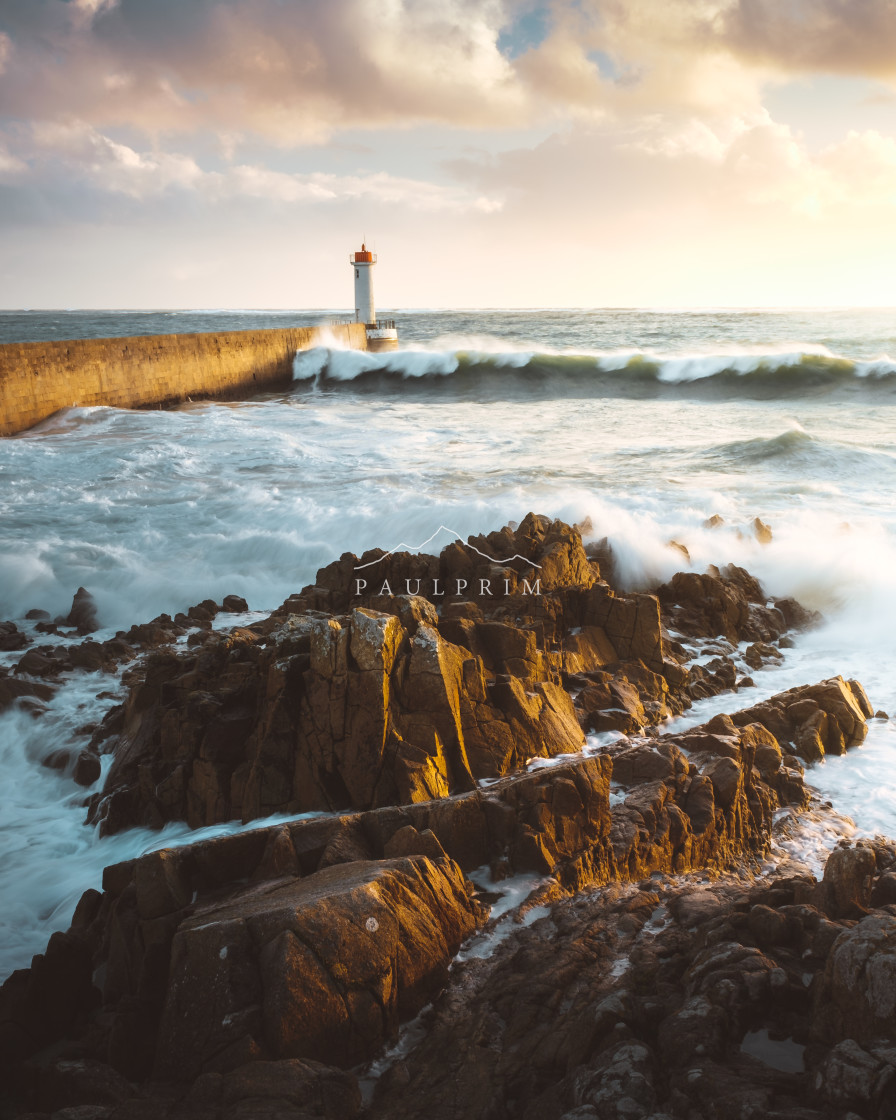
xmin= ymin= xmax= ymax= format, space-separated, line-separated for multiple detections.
xmin=0 ymin=322 xmax=367 ymax=436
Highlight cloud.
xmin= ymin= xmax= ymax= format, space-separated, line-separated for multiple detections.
xmin=0 ymin=0 xmax=779 ymax=146
xmin=219 ymin=164 xmax=503 ymax=211
xmin=448 ymin=111 xmax=896 ymax=234
xmin=818 ymin=128 xmax=896 ymax=207
xmin=25 ymin=120 xmax=204 ymax=197
xmin=0 ymin=148 xmax=27 ymax=179
xmin=719 ymin=0 xmax=896 ymax=78
xmin=0 ymin=0 xmax=530 ymax=142
xmin=0 ymin=120 xmax=503 ymax=213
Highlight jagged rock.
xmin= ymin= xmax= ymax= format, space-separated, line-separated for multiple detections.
xmin=753 ymin=516 xmax=773 ymax=544
xmin=816 ymin=1038 xmax=896 ymax=1116
xmin=657 ymin=566 xmax=786 ymax=645
xmin=87 ymin=517 xmax=823 ymax=837
xmin=560 ymin=625 xmax=618 ymax=674
xmin=15 ymin=648 xmax=63 ymax=678
xmin=581 ymin=677 xmax=646 ymax=733
xmin=744 ymin=641 xmax=783 ymax=670
xmin=667 ymin=539 xmax=691 ymax=563
xmin=2 ymin=517 xmax=851 ymax=1119
xmin=367 ymin=868 xmax=846 ymax=1120
xmin=93 ymin=600 xmax=586 ymax=834
xmin=576 ymin=660 xmax=684 ymax=733
xmin=384 ymin=825 xmax=447 ymax=861
xmin=0 ymin=928 xmax=98 ymax=1063
xmin=586 ymin=536 xmax=618 ymax=588
xmin=65 ymin=588 xmax=99 ymax=634
xmin=309 ymin=514 xmax=598 ymax=615
xmin=774 ymin=596 xmax=822 ymax=631
xmin=187 ymin=598 xmax=219 ymax=623
xmin=151 ymin=855 xmax=483 ymax=1079
xmin=730 ymin=677 xmax=872 ymax=763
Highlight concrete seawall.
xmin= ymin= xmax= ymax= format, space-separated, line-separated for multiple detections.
xmin=0 ymin=322 xmax=367 ymax=436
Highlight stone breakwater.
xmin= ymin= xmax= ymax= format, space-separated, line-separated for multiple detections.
xmin=0 ymin=515 xmax=887 ymax=1120
xmin=0 ymin=323 xmax=367 ymax=436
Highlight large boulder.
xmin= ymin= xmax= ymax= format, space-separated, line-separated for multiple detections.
xmin=153 ymin=855 xmax=483 ymax=1080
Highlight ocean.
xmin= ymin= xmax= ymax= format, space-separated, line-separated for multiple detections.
xmin=2 ymin=306 xmax=896 ymax=979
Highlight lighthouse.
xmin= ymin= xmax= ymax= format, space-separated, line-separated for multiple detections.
xmin=349 ymin=243 xmax=399 ymax=353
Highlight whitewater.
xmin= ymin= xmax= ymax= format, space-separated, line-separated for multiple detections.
xmin=3 ymin=306 xmax=896 ymax=980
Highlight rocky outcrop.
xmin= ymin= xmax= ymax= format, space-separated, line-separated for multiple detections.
xmin=0 ymin=849 xmax=484 ymax=1087
xmin=87 ymin=516 xmax=817 ymax=838
xmin=0 ymin=669 xmax=55 ymax=714
xmin=299 ymin=512 xmax=598 ymax=615
xmin=728 ymin=676 xmax=873 ymax=763
xmin=285 ymin=514 xmax=678 ymax=679
xmin=90 ymin=604 xmax=587 ymax=835
xmin=152 ymin=855 xmax=484 ymax=1081
xmin=657 ymin=563 xmax=818 ymax=646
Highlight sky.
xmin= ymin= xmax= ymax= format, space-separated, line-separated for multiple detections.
xmin=3 ymin=0 xmax=896 ymax=308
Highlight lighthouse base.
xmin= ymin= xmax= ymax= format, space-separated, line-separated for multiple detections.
xmin=366 ymin=325 xmax=399 ymax=353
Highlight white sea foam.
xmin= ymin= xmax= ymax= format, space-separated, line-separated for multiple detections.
xmin=455 ymin=868 xmax=553 ymax=961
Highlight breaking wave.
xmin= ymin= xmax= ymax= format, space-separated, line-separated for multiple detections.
xmin=292 ymin=344 xmax=896 ymax=400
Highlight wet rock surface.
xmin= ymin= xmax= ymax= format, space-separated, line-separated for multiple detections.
xmin=0 ymin=516 xmax=884 ymax=1120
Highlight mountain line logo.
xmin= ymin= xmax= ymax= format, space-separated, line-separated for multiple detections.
xmin=352 ymin=524 xmax=542 ymax=597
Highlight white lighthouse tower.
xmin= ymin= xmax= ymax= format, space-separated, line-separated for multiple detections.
xmin=350 ymin=243 xmax=398 ymax=353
